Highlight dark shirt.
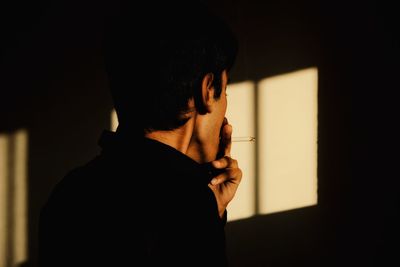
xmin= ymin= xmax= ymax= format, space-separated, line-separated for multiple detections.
xmin=38 ymin=130 xmax=228 ymax=266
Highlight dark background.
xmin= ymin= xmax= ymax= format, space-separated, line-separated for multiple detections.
xmin=1 ymin=0 xmax=399 ymax=266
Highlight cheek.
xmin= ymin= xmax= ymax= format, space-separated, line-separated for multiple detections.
xmin=218 ymin=99 xmax=228 ymax=129
xmin=222 ymin=95 xmax=227 ymax=114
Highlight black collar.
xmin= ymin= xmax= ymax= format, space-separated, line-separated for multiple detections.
xmin=98 ymin=130 xmax=216 ymax=185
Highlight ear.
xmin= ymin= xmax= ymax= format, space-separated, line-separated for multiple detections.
xmin=200 ymin=73 xmax=215 ymax=113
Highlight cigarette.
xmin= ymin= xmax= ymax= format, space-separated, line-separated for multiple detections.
xmin=232 ymin=136 xmax=256 ymax=142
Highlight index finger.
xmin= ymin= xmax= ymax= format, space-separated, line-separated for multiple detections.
xmin=212 ymin=155 xmax=233 ymax=169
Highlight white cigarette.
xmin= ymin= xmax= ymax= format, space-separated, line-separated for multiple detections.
xmin=231 ymin=136 xmax=256 ymax=142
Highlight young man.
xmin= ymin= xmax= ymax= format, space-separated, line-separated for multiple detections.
xmin=38 ymin=1 xmax=241 ymax=266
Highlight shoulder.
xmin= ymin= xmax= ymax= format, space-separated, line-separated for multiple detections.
xmin=40 ymin=155 xmax=109 ymax=216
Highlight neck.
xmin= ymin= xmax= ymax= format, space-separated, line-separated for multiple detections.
xmin=144 ymin=117 xmax=195 ymax=154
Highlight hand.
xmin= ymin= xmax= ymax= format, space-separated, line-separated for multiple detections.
xmin=208 ymin=119 xmax=243 ymax=218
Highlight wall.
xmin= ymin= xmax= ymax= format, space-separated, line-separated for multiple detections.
xmin=1 ymin=0 xmax=398 ymax=266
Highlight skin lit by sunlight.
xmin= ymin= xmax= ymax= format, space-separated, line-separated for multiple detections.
xmin=111 ymin=109 xmax=118 ymax=131
xmin=225 ymin=81 xmax=256 ymax=221
xmin=258 ymin=68 xmax=318 ymax=214
xmin=0 ymin=130 xmax=28 ymax=267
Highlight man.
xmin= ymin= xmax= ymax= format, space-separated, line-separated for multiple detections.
xmin=38 ymin=1 xmax=241 ymax=266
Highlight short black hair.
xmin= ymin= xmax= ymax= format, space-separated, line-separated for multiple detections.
xmin=103 ymin=1 xmax=238 ymax=133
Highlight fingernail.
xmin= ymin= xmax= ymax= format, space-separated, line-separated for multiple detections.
xmin=211 ymin=178 xmax=218 ymax=185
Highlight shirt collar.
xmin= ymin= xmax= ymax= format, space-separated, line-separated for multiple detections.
xmin=98 ymin=130 xmax=214 ymax=185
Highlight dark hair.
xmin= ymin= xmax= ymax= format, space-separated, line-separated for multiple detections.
xmin=103 ymin=1 xmax=238 ymax=133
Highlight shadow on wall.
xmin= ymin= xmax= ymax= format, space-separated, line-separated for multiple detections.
xmin=1 ymin=0 xmax=323 ymax=265
xmin=1 ymin=0 xmax=326 ymax=266
xmin=3 ymin=0 xmax=397 ymax=266
xmin=225 ymin=206 xmax=324 ymax=267
xmin=1 ymin=1 xmax=117 ymax=266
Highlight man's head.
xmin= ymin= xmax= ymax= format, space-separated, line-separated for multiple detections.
xmin=103 ymin=1 xmax=238 ymax=134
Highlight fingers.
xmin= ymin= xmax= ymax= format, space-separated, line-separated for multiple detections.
xmin=210 ymin=167 xmax=242 ymax=186
xmin=212 ymin=156 xmax=238 ymax=169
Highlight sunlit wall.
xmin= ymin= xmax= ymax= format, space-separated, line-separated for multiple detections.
xmin=111 ymin=109 xmax=118 ymax=132
xmin=0 ymin=130 xmax=28 ymax=267
xmin=225 ymin=81 xmax=256 ymax=221
xmin=258 ymin=68 xmax=318 ymax=214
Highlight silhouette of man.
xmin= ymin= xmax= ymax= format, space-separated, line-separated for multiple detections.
xmin=38 ymin=1 xmax=241 ymax=266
